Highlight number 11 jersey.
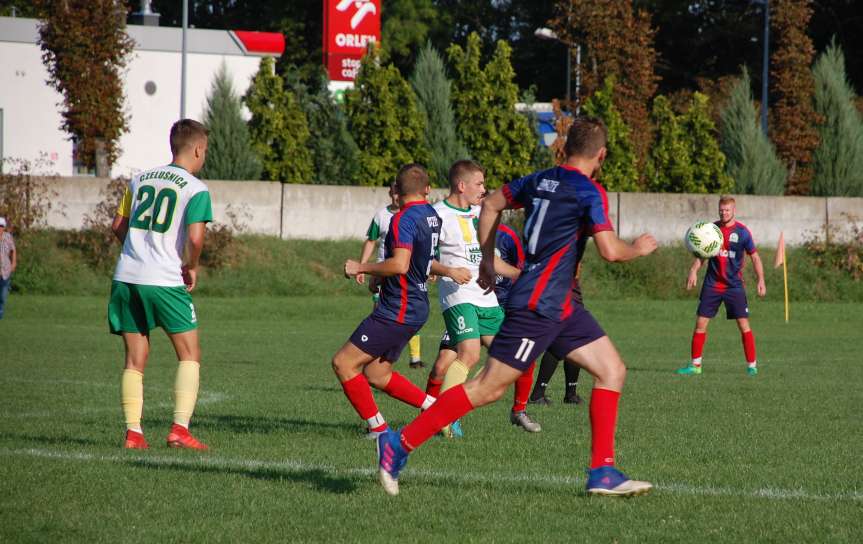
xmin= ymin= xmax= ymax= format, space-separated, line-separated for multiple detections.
xmin=113 ymin=164 xmax=213 ymax=287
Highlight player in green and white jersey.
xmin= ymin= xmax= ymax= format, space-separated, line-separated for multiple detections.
xmin=109 ymin=119 xmax=213 ymax=451
xmin=357 ymin=182 xmax=425 ymax=370
xmin=428 ymin=160 xmax=539 ymax=435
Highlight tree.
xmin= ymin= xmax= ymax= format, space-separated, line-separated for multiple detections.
xmin=681 ymin=92 xmax=734 ymax=194
xmin=720 ymin=69 xmax=787 ymax=195
xmin=581 ymin=77 xmax=640 ymax=192
xmin=770 ymin=0 xmax=820 ymax=194
xmin=551 ymin=0 xmax=659 ymax=171
xmin=811 ymin=40 xmax=863 ymax=196
xmin=199 ymin=64 xmax=262 ymax=181
xmin=448 ymin=33 xmax=534 ymax=188
xmin=646 ymin=95 xmax=694 ymax=192
xmin=344 ymin=45 xmax=429 ymax=187
xmin=244 ymin=57 xmax=313 ymax=183
xmin=37 ymin=0 xmax=135 ymax=175
xmin=382 ymin=0 xmax=440 ymax=76
xmin=410 ymin=42 xmax=469 ymax=187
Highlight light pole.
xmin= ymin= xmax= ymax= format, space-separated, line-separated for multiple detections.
xmin=752 ymin=0 xmax=770 ymax=136
xmin=534 ymin=27 xmax=581 ymax=114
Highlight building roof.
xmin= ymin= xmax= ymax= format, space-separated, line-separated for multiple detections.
xmin=0 ymin=16 xmax=284 ymax=57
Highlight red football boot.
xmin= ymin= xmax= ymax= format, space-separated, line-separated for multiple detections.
xmin=124 ymin=430 xmax=149 ymax=449
xmin=166 ymin=424 xmax=209 ymax=450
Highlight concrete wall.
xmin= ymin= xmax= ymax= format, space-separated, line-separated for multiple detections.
xmin=28 ymin=178 xmax=863 ymax=247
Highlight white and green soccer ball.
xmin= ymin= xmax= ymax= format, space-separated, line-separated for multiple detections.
xmin=685 ymin=221 xmax=723 ymax=258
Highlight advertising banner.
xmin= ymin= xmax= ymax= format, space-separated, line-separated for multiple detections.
xmin=323 ymin=0 xmax=381 ymax=82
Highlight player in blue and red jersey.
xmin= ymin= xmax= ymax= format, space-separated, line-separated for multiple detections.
xmin=676 ymin=195 xmax=766 ymax=376
xmin=335 ymin=164 xmax=470 ymax=439
xmin=375 ymin=117 xmax=659 ymax=497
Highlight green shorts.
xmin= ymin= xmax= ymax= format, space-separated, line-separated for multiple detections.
xmin=108 ymin=281 xmax=198 ymax=335
xmin=443 ymin=303 xmax=504 ymax=344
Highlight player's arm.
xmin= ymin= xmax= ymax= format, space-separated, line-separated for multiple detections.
xmin=430 ymin=260 xmax=471 ymax=285
xmin=356 ymin=238 xmax=377 ymax=285
xmin=494 ymin=256 xmax=521 ymax=280
xmin=476 ymin=189 xmax=508 ymax=292
xmin=112 ymin=187 xmax=132 ymax=243
xmin=750 ymin=251 xmax=766 ymax=297
xmin=182 ymin=222 xmax=206 ymax=292
xmin=686 ymin=257 xmax=705 ymax=290
xmin=593 ymin=230 xmax=657 ymax=263
xmin=346 ymin=248 xmax=411 ymax=278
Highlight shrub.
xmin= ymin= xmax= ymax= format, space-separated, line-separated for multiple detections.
xmin=0 ymin=156 xmax=58 ymax=231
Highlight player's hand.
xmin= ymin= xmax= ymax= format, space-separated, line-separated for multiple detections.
xmin=633 ymin=233 xmax=658 ymax=256
xmin=344 ymin=259 xmax=361 ymax=278
xmin=355 ymin=272 xmax=365 ymax=285
xmin=428 ymin=274 xmax=439 ymax=283
xmin=448 ymin=267 xmax=472 ymax=285
xmin=477 ymin=257 xmax=496 ymax=294
xmin=686 ymin=270 xmax=698 ymax=290
xmin=757 ymin=278 xmax=766 ymax=297
xmin=182 ymin=265 xmax=197 ymax=292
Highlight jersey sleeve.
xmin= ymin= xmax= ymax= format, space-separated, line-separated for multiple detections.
xmin=185 ymin=191 xmax=213 ymax=225
xmin=744 ymin=228 xmax=757 ymax=254
xmin=584 ymin=183 xmax=614 ymax=235
xmin=116 ymin=187 xmax=132 ymax=218
xmin=366 ymin=216 xmax=381 ymax=241
xmin=501 ymin=175 xmax=531 ymax=210
xmin=391 ymin=212 xmax=415 ymax=251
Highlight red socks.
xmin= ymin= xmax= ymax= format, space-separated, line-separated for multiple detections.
xmin=401 ymin=385 xmax=474 ymax=451
xmin=691 ymin=331 xmax=706 ymax=363
xmin=425 ymin=376 xmax=443 ymax=399
xmin=383 ymin=372 xmax=428 ymax=409
xmin=341 ymin=374 xmax=386 ymax=432
xmin=589 ymin=388 xmax=620 ymax=468
xmin=512 ymin=361 xmax=535 ymax=413
xmin=742 ymin=330 xmax=756 ymax=364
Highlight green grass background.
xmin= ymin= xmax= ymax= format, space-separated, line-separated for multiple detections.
xmin=1 ymin=294 xmax=861 ymax=543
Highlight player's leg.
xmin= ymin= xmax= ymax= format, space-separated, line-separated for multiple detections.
xmin=529 ymin=351 xmax=560 ymax=404
xmin=364 ymin=357 xmax=435 ymax=411
xmin=408 ymin=335 xmax=424 ymax=369
xmin=438 ymin=304 xmax=483 ymax=396
xmin=677 ymin=292 xmax=717 ymax=374
xmin=332 ymin=340 xmax=387 ymax=436
xmin=729 ymin=289 xmax=757 ymax=375
xmin=562 ymin=362 xmax=583 ymax=404
xmin=426 ymin=332 xmax=456 ymax=398
xmin=510 ymin=360 xmax=541 ymax=432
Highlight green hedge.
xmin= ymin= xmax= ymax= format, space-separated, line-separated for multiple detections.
xmin=8 ymin=230 xmax=863 ymax=302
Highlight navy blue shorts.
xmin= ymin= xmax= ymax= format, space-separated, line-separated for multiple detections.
xmin=349 ymin=314 xmax=420 ymax=363
xmin=698 ymin=287 xmax=749 ymax=319
xmin=488 ymin=306 xmax=606 ymax=371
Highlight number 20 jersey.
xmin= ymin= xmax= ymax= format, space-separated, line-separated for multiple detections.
xmin=113 ymin=165 xmax=213 ymax=287
xmin=502 ymin=165 xmax=613 ymax=321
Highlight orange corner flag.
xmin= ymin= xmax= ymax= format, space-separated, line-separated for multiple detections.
xmin=774 ymin=232 xmax=785 ymax=268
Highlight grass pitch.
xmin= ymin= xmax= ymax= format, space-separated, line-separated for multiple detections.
xmin=1 ymin=295 xmax=861 ymax=542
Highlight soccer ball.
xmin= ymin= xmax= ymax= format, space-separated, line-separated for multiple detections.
xmin=684 ymin=221 xmax=723 ymax=258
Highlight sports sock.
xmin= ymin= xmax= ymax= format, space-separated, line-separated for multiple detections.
xmin=691 ymin=331 xmax=707 ymax=366
xmin=512 ymin=361 xmax=535 ymax=413
xmin=121 ymin=369 xmax=144 ymax=433
xmin=425 ymin=376 xmax=443 ymax=398
xmin=383 ymin=372 xmax=433 ymax=409
xmin=440 ymin=359 xmax=470 ymax=394
xmin=564 ymin=363 xmax=580 ymax=397
xmin=400 ymin=385 xmax=474 ymax=451
xmin=742 ymin=330 xmax=757 ymax=367
xmin=409 ymin=335 xmax=422 ymax=363
xmin=341 ymin=374 xmax=386 ymax=432
xmin=530 ymin=351 xmax=560 ymax=400
xmin=589 ymin=388 xmax=620 ymax=468
xmin=173 ymin=360 xmax=200 ymax=428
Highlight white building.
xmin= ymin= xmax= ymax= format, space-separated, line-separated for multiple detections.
xmin=0 ymin=16 xmax=283 ymax=177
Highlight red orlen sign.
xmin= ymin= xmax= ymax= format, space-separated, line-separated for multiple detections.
xmin=323 ymin=0 xmax=381 ymax=82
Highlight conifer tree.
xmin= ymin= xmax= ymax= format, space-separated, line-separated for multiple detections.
xmin=646 ymin=95 xmax=694 ymax=192
xmin=448 ymin=33 xmax=534 ymax=188
xmin=581 ymin=77 xmax=639 ymax=192
xmin=811 ymin=40 xmax=863 ymax=197
xmin=199 ymin=64 xmax=262 ymax=181
xmin=345 ymin=45 xmax=429 ymax=187
xmin=720 ymin=69 xmax=786 ymax=195
xmin=244 ymin=57 xmax=313 ymax=183
xmin=411 ymin=42 xmax=469 ymax=187
xmin=681 ymin=93 xmax=733 ymax=194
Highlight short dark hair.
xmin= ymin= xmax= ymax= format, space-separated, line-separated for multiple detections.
xmin=170 ymin=119 xmax=208 ymax=155
xmin=448 ymin=159 xmax=485 ymax=191
xmin=563 ymin=116 xmax=608 ymax=159
xmin=395 ymin=163 xmax=430 ymax=196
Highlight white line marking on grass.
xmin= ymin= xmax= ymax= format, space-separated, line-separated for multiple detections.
xmin=1 ymin=447 xmax=860 ymax=503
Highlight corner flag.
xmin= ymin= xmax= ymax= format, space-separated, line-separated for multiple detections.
xmin=774 ymin=232 xmax=789 ymax=322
